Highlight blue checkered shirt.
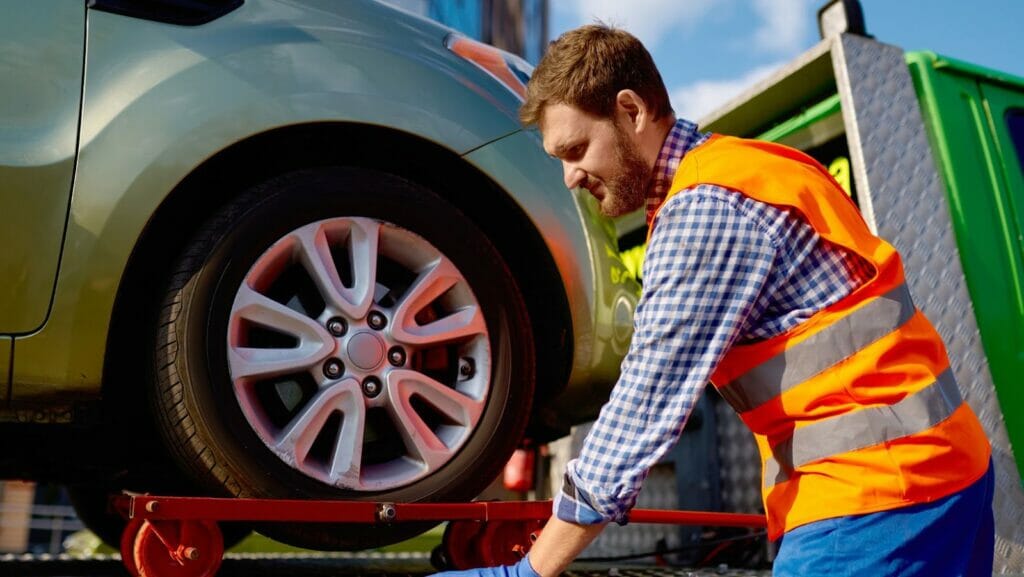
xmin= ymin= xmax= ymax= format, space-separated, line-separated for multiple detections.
xmin=554 ymin=119 xmax=874 ymax=525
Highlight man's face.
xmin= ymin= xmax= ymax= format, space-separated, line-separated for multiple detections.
xmin=540 ymin=103 xmax=651 ymax=217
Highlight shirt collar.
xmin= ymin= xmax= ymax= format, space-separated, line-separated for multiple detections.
xmin=646 ymin=118 xmax=710 ymax=225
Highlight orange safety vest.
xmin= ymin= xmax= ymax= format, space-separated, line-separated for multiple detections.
xmin=650 ymin=134 xmax=991 ymax=539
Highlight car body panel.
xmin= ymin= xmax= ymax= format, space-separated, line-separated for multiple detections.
xmin=11 ymin=0 xmax=632 ymax=413
xmin=465 ymin=130 xmax=639 ymax=422
xmin=0 ymin=1 xmax=85 ymax=334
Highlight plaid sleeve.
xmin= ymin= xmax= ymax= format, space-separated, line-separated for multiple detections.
xmin=553 ymin=186 xmax=779 ymax=525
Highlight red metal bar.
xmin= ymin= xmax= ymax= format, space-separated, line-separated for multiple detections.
xmin=121 ymin=495 xmax=379 ymax=522
xmin=114 ymin=495 xmax=766 ymax=529
xmin=392 ymin=501 xmax=555 ymax=522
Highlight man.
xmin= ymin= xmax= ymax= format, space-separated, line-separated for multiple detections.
xmin=437 ymin=24 xmax=994 ymax=577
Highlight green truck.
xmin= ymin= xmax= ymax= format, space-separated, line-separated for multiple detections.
xmin=607 ymin=1 xmax=1024 ymax=571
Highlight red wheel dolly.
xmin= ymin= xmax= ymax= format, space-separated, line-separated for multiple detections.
xmin=112 ymin=494 xmax=766 ymax=577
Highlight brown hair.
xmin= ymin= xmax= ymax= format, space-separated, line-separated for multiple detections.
xmin=519 ymin=24 xmax=672 ymax=127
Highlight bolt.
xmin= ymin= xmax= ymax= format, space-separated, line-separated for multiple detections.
xmin=362 ymin=376 xmax=383 ymax=398
xmin=377 ymin=503 xmax=397 ymax=522
xmin=182 ymin=547 xmax=200 ymax=561
xmin=323 ymin=358 xmax=344 ymax=379
xmin=367 ymin=311 xmax=387 ymax=330
xmin=145 ymin=501 xmax=160 ymax=513
xmin=458 ymin=357 xmax=475 ymax=380
xmin=327 ymin=317 xmax=348 ymax=337
xmin=387 ymin=346 xmax=406 ymax=367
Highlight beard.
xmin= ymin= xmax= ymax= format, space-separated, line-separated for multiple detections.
xmin=598 ymin=126 xmax=652 ymax=217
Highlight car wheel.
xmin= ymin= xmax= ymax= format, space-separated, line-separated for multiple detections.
xmin=152 ymin=167 xmax=535 ymax=550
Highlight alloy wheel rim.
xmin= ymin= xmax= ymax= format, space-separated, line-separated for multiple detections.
xmin=226 ymin=217 xmax=490 ymax=490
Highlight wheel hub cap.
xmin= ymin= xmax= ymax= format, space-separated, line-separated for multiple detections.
xmin=347 ymin=331 xmax=385 ymax=371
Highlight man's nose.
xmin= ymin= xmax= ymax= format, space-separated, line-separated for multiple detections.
xmin=563 ymin=164 xmax=586 ymax=190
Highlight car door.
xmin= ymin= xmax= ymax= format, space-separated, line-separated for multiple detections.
xmin=0 ymin=1 xmax=85 ymax=333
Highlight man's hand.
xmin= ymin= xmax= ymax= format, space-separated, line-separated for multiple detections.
xmin=432 ymin=516 xmax=606 ymax=577
xmin=431 ymin=555 xmax=540 ymax=577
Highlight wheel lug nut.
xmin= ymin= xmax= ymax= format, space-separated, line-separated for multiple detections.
xmin=323 ymin=358 xmax=344 ymax=379
xmin=362 ymin=376 xmax=383 ymax=398
xmin=458 ymin=358 xmax=475 ymax=380
xmin=388 ymin=346 xmax=406 ymax=367
xmin=327 ymin=317 xmax=348 ymax=337
xmin=367 ymin=311 xmax=387 ymax=330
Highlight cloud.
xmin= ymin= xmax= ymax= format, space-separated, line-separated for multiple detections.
xmin=752 ymin=0 xmax=811 ymax=53
xmin=555 ymin=0 xmax=718 ymax=48
xmin=671 ymin=62 xmax=784 ymax=121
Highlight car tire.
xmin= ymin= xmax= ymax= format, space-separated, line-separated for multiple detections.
xmin=66 ymin=484 xmax=133 ymax=549
xmin=66 ymin=483 xmax=251 ymax=551
xmin=151 ymin=167 xmax=535 ymax=550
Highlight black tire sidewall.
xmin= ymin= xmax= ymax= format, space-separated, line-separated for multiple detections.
xmin=163 ymin=167 xmax=533 ymax=507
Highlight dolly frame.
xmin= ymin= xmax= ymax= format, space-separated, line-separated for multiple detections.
xmin=111 ymin=494 xmax=767 ymax=577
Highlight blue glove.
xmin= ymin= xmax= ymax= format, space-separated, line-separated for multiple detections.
xmin=431 ymin=554 xmax=541 ymax=577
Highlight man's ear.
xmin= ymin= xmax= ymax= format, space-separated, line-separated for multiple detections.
xmin=615 ymin=89 xmax=648 ymax=133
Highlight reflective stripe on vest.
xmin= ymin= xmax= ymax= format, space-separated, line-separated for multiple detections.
xmin=763 ymin=368 xmax=962 ymax=487
xmin=718 ymin=284 xmax=916 ymax=414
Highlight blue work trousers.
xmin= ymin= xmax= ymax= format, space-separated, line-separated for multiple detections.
xmin=773 ymin=462 xmax=995 ymax=576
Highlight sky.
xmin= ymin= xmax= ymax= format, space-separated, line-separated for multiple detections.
xmin=549 ymin=0 xmax=1024 ymax=121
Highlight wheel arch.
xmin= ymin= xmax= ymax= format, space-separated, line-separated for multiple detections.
xmin=103 ymin=122 xmax=573 ymax=439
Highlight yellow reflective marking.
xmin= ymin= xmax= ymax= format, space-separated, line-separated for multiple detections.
xmin=829 ymin=157 xmax=852 ymax=196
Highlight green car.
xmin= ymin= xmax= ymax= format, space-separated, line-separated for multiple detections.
xmin=0 ymin=0 xmax=638 ymax=549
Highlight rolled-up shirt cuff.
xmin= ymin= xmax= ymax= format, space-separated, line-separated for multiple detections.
xmin=553 ymin=470 xmax=630 ymax=526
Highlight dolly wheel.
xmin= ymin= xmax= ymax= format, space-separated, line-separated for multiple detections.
xmin=437 ymin=520 xmax=545 ymax=570
xmin=436 ymin=520 xmax=487 ymax=570
xmin=477 ymin=520 xmax=545 ymax=567
xmin=120 ymin=518 xmax=223 ymax=577
xmin=120 ymin=518 xmax=145 ymax=577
